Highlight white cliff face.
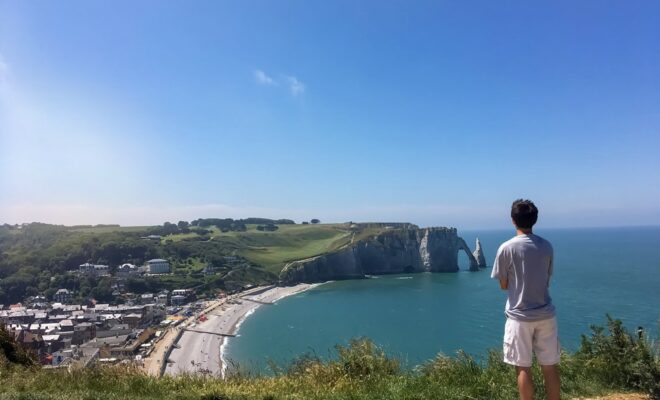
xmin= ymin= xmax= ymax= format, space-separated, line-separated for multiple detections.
xmin=279 ymin=226 xmax=487 ymax=283
xmin=473 ymin=238 xmax=487 ymax=268
xmin=419 ymin=229 xmax=431 ymax=270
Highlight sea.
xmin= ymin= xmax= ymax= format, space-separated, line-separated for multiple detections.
xmin=225 ymin=227 xmax=660 ymax=372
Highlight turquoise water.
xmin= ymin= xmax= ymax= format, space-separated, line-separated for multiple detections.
xmin=225 ymin=227 xmax=660 ymax=372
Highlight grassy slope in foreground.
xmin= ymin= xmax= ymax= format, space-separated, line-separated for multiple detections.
xmin=1 ymin=323 xmax=658 ymax=400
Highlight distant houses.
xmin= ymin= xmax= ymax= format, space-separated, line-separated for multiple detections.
xmin=1 ymin=300 xmax=165 ymax=367
xmin=76 ymin=259 xmax=172 ymax=278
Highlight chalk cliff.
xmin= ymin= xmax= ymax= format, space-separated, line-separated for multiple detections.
xmin=279 ymin=225 xmax=485 ymax=284
xmin=473 ymin=238 xmax=487 ymax=268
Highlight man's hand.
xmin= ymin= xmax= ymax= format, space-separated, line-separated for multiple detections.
xmin=499 ymin=278 xmax=508 ymax=290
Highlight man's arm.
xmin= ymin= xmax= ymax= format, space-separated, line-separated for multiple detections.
xmin=491 ymin=244 xmax=509 ymax=290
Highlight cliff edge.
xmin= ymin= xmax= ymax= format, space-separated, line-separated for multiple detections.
xmin=280 ymin=225 xmax=486 ymax=283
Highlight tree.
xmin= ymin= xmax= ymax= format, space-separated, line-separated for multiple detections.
xmin=177 ymin=221 xmax=190 ymax=230
xmin=162 ymin=222 xmax=179 ymax=235
xmin=311 ymin=219 xmax=320 ymax=224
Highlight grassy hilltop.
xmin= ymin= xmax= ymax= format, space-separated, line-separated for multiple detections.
xmin=175 ymin=223 xmax=354 ymax=274
xmin=0 ymin=221 xmax=388 ymax=305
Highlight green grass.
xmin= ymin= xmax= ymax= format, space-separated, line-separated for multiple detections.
xmin=164 ymin=224 xmax=360 ymax=274
xmin=227 ymin=224 xmax=353 ymax=274
xmin=1 ymin=320 xmax=658 ymax=400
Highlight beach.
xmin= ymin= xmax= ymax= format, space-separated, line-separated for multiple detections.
xmin=164 ymin=283 xmax=318 ymax=377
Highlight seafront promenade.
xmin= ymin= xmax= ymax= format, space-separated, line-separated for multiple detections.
xmin=142 ymin=284 xmax=316 ymax=377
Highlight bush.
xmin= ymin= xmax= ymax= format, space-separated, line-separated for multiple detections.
xmin=576 ymin=315 xmax=660 ymax=398
xmin=0 ymin=324 xmax=36 ymax=367
xmin=335 ymin=338 xmax=399 ymax=378
xmin=0 ymin=317 xmax=656 ymax=399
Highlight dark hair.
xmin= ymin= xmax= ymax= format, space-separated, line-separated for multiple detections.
xmin=511 ymin=199 xmax=538 ymax=229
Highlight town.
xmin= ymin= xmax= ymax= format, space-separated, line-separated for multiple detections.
xmin=0 ymin=258 xmax=246 ymax=370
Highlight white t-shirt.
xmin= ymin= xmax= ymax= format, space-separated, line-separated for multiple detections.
xmin=491 ymin=233 xmax=555 ymax=322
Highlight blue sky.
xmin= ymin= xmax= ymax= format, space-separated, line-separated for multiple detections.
xmin=1 ymin=1 xmax=659 ymax=229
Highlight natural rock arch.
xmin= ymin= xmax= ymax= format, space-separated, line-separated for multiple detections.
xmin=456 ymin=238 xmax=479 ymax=271
xmin=420 ymin=228 xmax=480 ymax=272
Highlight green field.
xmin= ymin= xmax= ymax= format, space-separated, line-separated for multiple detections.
xmin=167 ymin=224 xmax=356 ymax=274
xmin=232 ymin=224 xmax=353 ymax=273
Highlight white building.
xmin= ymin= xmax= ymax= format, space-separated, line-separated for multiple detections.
xmin=79 ymin=263 xmax=95 ymax=275
xmin=145 ymin=259 xmax=170 ymax=274
xmin=116 ymin=263 xmax=139 ymax=277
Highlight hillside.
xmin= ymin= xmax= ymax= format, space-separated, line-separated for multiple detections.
xmin=0 ymin=221 xmax=383 ymax=305
xmin=0 ymin=318 xmax=658 ymax=399
xmin=168 ymin=223 xmax=354 ymax=274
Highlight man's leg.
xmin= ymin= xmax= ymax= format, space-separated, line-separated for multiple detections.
xmin=534 ymin=318 xmax=561 ymax=400
xmin=504 ymin=319 xmax=534 ymax=400
xmin=516 ymin=366 xmax=534 ymax=400
xmin=541 ymin=364 xmax=560 ymax=400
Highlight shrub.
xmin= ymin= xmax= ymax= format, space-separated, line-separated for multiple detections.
xmin=0 ymin=324 xmax=36 ymax=367
xmin=335 ymin=338 xmax=399 ymax=378
xmin=576 ymin=315 xmax=660 ymax=398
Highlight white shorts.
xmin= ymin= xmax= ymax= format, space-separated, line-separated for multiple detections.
xmin=503 ymin=316 xmax=560 ymax=367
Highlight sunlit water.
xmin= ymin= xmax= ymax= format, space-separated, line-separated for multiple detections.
xmin=225 ymin=227 xmax=660 ymax=372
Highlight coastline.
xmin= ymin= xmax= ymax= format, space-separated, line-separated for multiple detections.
xmin=165 ymin=283 xmax=320 ymax=377
xmin=219 ymin=283 xmax=320 ymax=377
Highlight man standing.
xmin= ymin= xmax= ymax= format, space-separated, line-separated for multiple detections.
xmin=492 ymin=199 xmax=560 ymax=400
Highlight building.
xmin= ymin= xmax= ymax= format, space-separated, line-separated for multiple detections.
xmin=145 ymin=259 xmax=170 ymax=274
xmin=116 ymin=263 xmax=139 ymax=277
xmin=170 ymin=295 xmax=187 ymax=306
xmin=79 ymin=263 xmax=95 ymax=275
xmin=139 ymin=293 xmax=155 ymax=304
xmin=170 ymin=289 xmax=195 ymax=306
xmin=54 ymin=289 xmax=72 ymax=304
xmin=79 ymin=263 xmax=110 ymax=277
xmin=72 ymin=323 xmax=96 ymax=345
xmin=156 ymin=290 xmax=169 ymax=306
xmin=122 ymin=313 xmax=143 ymax=329
xmin=94 ymin=264 xmax=110 ymax=277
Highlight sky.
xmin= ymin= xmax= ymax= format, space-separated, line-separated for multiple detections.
xmin=1 ymin=1 xmax=659 ymax=229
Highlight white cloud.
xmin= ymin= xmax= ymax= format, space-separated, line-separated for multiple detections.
xmin=253 ymin=69 xmax=306 ymax=96
xmin=286 ymin=76 xmax=305 ymax=96
xmin=254 ymin=69 xmax=276 ymax=86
